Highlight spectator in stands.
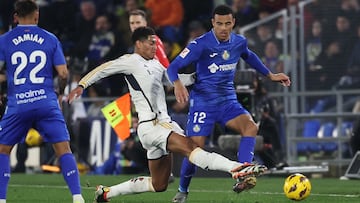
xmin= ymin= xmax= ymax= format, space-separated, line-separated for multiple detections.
xmin=308 ymin=41 xmax=346 ymax=90
xmin=274 ymin=16 xmax=291 ymax=41
xmin=258 ymin=8 xmax=272 ymax=20
xmin=231 ymin=0 xmax=259 ymax=30
xmin=338 ymin=0 xmax=360 ymax=27
xmin=262 ymin=40 xmax=283 ymax=73
xmin=249 ymin=24 xmax=277 ymax=58
xmin=306 ymin=19 xmax=323 ymax=67
xmin=325 ymin=13 xmax=356 ymax=57
xmin=71 ymin=14 xmax=127 ymax=96
xmin=37 ymin=0 xmax=78 ymax=55
xmin=114 ymin=0 xmax=143 ymax=49
xmin=86 ymin=14 xmax=126 ymax=69
xmin=71 ymin=14 xmax=126 ymax=70
xmin=0 ymin=0 xmax=14 ymax=34
xmin=336 ymin=23 xmax=360 ymax=89
xmin=73 ymin=0 xmax=97 ymax=42
xmin=261 ymin=40 xmax=284 ymax=92
xmin=144 ymin=0 xmax=184 ymax=43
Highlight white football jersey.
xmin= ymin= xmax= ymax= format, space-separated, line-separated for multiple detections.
xmin=79 ymin=53 xmax=171 ymax=123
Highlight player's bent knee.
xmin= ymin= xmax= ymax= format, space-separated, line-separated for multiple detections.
xmin=247 ymin=123 xmax=259 ymax=135
xmin=153 ymin=184 xmax=168 ymax=192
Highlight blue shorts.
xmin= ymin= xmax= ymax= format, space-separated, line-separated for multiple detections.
xmin=186 ymin=100 xmax=250 ymax=136
xmin=0 ymin=106 xmax=70 ymax=145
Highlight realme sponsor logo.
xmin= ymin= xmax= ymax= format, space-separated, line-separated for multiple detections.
xmin=16 ymin=88 xmax=47 ymax=104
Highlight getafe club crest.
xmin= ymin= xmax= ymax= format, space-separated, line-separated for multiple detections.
xmin=193 ymin=124 xmax=201 ymax=133
xmin=222 ymin=50 xmax=230 ymax=60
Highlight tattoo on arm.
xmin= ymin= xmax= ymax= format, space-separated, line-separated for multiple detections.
xmin=58 ymin=76 xmax=67 ymax=95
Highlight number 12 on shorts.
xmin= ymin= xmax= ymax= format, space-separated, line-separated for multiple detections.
xmin=193 ymin=112 xmax=206 ymax=123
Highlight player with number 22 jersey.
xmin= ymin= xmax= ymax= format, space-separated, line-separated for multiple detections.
xmin=0 ymin=25 xmax=68 ymax=145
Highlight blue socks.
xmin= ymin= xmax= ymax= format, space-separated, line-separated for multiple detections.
xmin=0 ymin=154 xmax=10 ymax=199
xmin=59 ymin=153 xmax=81 ymax=195
xmin=238 ymin=136 xmax=256 ymax=163
xmin=178 ymin=158 xmax=196 ymax=193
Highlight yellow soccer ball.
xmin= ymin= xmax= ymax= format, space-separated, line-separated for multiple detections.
xmin=25 ymin=128 xmax=43 ymax=147
xmin=283 ymin=173 xmax=311 ymax=201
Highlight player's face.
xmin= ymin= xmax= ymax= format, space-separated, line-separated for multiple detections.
xmin=137 ymin=35 xmax=157 ymax=60
xmin=212 ymin=14 xmax=235 ymax=41
xmin=129 ymin=15 xmax=147 ymax=32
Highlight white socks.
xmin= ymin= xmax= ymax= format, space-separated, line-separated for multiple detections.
xmin=108 ymin=176 xmax=155 ymax=198
xmin=73 ymin=194 xmax=85 ymax=203
xmin=189 ymin=147 xmax=240 ymax=174
xmin=105 ymin=148 xmax=241 ymax=199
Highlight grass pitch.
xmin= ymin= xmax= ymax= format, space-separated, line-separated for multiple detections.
xmin=7 ymin=173 xmax=360 ymax=203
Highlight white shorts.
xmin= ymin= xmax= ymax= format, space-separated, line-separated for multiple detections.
xmin=137 ymin=120 xmax=184 ymax=159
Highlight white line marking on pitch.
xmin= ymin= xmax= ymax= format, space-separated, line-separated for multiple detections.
xmin=9 ymin=184 xmax=360 ymax=198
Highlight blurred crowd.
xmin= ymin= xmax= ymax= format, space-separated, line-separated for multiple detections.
xmin=1 ymin=0 xmax=359 ymax=95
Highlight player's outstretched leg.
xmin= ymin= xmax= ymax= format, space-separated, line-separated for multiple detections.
xmin=94 ymin=185 xmax=110 ymax=203
xmin=231 ymin=162 xmax=267 ymax=179
xmin=231 ymin=163 xmax=267 ymax=193
xmin=172 ymin=191 xmax=188 ymax=203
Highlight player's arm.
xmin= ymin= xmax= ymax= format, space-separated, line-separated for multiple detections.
xmin=55 ymin=64 xmax=69 ymax=95
xmin=167 ymin=41 xmax=202 ymax=83
xmin=69 ymin=57 xmax=130 ymax=103
xmin=167 ymin=42 xmax=202 ymax=103
xmin=163 ymin=71 xmax=196 ymax=86
xmin=54 ymin=64 xmax=68 ymax=109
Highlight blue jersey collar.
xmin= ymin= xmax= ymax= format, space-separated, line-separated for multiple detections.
xmin=211 ymin=29 xmax=232 ymax=44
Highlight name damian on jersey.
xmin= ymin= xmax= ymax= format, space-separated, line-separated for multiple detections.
xmin=12 ymin=34 xmax=44 ymax=45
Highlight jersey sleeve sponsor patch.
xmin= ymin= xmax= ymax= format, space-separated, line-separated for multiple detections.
xmin=179 ymin=48 xmax=190 ymax=58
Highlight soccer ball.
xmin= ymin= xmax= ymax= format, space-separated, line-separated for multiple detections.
xmin=283 ymin=173 xmax=311 ymax=201
xmin=25 ymin=128 xmax=43 ymax=147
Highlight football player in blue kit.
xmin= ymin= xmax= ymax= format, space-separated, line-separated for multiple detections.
xmin=167 ymin=5 xmax=291 ymax=203
xmin=0 ymin=1 xmax=84 ymax=203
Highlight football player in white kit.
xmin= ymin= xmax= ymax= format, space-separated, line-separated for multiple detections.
xmin=68 ymin=27 xmax=267 ymax=202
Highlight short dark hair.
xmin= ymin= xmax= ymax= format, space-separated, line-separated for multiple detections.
xmin=129 ymin=9 xmax=147 ymax=19
xmin=131 ymin=26 xmax=156 ymax=44
xmin=14 ymin=0 xmax=38 ymax=18
xmin=212 ymin=5 xmax=234 ymax=18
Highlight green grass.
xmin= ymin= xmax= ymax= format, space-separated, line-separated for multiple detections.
xmin=7 ymin=173 xmax=360 ymax=203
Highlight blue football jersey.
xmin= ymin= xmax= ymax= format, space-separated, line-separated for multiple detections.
xmin=167 ymin=29 xmax=270 ymax=107
xmin=0 ymin=25 xmax=70 ymax=145
xmin=0 ymin=25 xmax=65 ymax=112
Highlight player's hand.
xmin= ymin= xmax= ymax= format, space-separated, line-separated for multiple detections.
xmin=268 ymin=73 xmax=291 ymax=87
xmin=174 ymin=80 xmax=189 ymax=103
xmin=68 ymin=86 xmax=84 ymax=104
